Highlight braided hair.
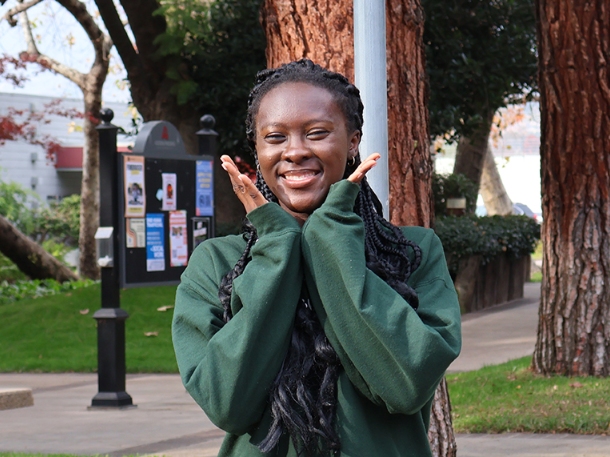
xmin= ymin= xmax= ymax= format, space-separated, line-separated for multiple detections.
xmin=218 ymin=59 xmax=422 ymax=455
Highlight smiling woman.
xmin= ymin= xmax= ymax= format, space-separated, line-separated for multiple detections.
xmin=172 ymin=59 xmax=462 ymax=457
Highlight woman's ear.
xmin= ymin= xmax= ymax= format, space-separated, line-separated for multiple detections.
xmin=348 ymin=131 xmax=361 ymax=158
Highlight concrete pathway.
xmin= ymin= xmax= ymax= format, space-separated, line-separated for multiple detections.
xmin=2 ymin=282 xmax=610 ymax=456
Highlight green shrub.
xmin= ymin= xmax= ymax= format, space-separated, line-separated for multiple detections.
xmin=37 ymin=194 xmax=80 ymax=245
xmin=432 ymin=173 xmax=478 ymax=216
xmin=0 ymin=278 xmax=97 ymax=306
xmin=435 ymin=214 xmax=541 ymax=275
xmin=0 ymin=180 xmax=39 ymax=234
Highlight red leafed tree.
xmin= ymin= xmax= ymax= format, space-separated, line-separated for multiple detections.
xmin=260 ymin=1 xmax=454 ymax=455
xmin=533 ymin=0 xmax=610 ymax=376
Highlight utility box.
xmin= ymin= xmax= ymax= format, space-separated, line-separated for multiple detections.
xmin=117 ymin=120 xmax=215 ymax=288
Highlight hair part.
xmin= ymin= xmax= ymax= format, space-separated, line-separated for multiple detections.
xmin=219 ymin=59 xmax=422 ymax=455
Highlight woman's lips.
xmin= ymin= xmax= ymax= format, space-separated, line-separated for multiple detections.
xmin=280 ymin=170 xmax=320 ymax=188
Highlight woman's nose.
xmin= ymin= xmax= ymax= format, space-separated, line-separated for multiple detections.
xmin=281 ymin=135 xmax=312 ymax=163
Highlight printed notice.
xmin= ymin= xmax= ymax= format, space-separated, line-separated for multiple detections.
xmin=146 ymin=213 xmax=165 ymax=271
xmin=195 ymin=160 xmax=214 ymax=216
xmin=169 ymin=210 xmax=188 ymax=267
xmin=126 ymin=218 xmax=146 ymax=248
xmin=162 ymin=173 xmax=177 ymax=211
xmin=124 ymin=155 xmax=146 ymax=217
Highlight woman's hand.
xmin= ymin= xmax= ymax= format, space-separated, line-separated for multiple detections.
xmin=220 ymin=155 xmax=268 ymax=213
xmin=347 ymin=153 xmax=381 ymax=184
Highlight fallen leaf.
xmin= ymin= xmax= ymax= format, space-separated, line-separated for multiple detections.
xmin=144 ymin=331 xmax=159 ymax=337
xmin=157 ymin=305 xmax=174 ymax=312
xmin=79 ymin=309 xmax=90 ymax=315
xmin=570 ymin=382 xmax=584 ymax=389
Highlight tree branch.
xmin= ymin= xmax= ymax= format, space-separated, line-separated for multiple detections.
xmin=55 ymin=0 xmax=110 ymax=58
xmin=22 ymin=50 xmax=86 ymax=88
xmin=93 ymin=0 xmax=140 ymax=75
xmin=1 ymin=0 xmax=43 ymax=27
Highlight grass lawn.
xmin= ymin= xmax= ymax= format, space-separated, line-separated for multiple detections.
xmin=448 ymin=356 xmax=610 ymax=434
xmin=0 ymin=283 xmax=179 ymax=373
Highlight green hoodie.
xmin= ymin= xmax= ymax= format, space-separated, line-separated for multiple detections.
xmin=172 ymin=180 xmax=461 ymax=457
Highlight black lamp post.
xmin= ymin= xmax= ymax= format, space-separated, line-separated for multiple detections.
xmin=195 ymin=114 xmax=218 ymax=156
xmin=90 ymin=109 xmax=134 ymax=408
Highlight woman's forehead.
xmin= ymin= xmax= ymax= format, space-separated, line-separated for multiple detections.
xmin=256 ymin=82 xmax=345 ymax=124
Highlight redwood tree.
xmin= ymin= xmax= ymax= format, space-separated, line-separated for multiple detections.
xmin=533 ymin=0 xmax=610 ymax=376
xmin=260 ymin=1 xmax=454 ymax=455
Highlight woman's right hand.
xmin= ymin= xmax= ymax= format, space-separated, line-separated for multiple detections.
xmin=220 ymin=155 xmax=268 ymax=213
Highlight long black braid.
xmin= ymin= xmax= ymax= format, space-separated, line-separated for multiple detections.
xmin=218 ymin=59 xmax=422 ymax=456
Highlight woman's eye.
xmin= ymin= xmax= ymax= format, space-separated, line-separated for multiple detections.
xmin=265 ymin=133 xmax=285 ymax=142
xmin=307 ymin=130 xmax=329 ymax=139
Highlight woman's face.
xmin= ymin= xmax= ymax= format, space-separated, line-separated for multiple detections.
xmin=255 ymin=82 xmax=360 ymax=224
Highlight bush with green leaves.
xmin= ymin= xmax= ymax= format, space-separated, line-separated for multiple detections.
xmin=435 ymin=214 xmax=541 ymax=275
xmin=36 ymin=194 xmax=80 ymax=246
xmin=0 ymin=278 xmax=97 ymax=305
xmin=0 ymin=180 xmax=39 ymax=234
xmin=432 ymin=173 xmax=479 ymax=216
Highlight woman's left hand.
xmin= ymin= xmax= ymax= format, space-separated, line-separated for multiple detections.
xmin=220 ymin=155 xmax=268 ymax=213
xmin=347 ymin=153 xmax=381 ymax=184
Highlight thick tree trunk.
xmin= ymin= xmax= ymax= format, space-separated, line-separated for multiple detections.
xmin=386 ymin=0 xmax=433 ymax=227
xmin=533 ymin=0 xmax=610 ymax=376
xmin=261 ymin=0 xmax=354 ymax=80
xmin=260 ymin=2 xmax=455 ymax=455
xmin=0 ymin=215 xmax=78 ymax=282
xmin=453 ymin=109 xmax=495 ymax=187
xmin=480 ymin=146 xmax=513 ymax=216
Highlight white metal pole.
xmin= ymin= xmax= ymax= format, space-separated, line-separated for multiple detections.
xmin=354 ymin=0 xmax=389 ymax=219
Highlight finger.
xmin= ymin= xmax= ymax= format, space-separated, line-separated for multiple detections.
xmin=347 ymin=153 xmax=381 ymax=183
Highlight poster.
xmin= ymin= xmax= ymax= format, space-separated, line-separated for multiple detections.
xmin=124 ymin=156 xmax=145 ymax=217
xmin=162 ymin=173 xmax=177 ymax=211
xmin=146 ymin=213 xmax=165 ymax=271
xmin=195 ymin=160 xmax=214 ymax=216
xmin=169 ymin=210 xmax=188 ymax=267
xmin=126 ymin=218 xmax=146 ymax=248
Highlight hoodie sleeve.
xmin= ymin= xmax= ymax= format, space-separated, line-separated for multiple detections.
xmin=301 ymin=180 xmax=462 ymax=415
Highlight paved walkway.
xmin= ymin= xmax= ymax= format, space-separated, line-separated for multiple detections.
xmin=2 ymin=282 xmax=610 ymax=456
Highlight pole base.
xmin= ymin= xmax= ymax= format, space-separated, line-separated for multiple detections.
xmin=90 ymin=391 xmax=135 ymax=408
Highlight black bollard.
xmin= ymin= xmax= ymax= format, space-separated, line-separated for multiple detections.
xmin=90 ymin=109 xmax=134 ymax=408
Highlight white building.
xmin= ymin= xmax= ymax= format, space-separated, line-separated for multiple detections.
xmin=0 ymin=92 xmax=135 ymax=205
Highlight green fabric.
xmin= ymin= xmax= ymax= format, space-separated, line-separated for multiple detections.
xmin=172 ymin=180 xmax=462 ymax=457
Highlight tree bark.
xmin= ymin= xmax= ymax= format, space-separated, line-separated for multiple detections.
xmin=533 ymin=0 xmax=610 ymax=376
xmin=452 ymin=109 xmax=495 ymax=187
xmin=261 ymin=0 xmax=355 ymax=80
xmin=0 ymin=215 xmax=78 ymax=282
xmin=386 ymin=0 xmax=433 ymax=227
xmin=480 ymin=146 xmax=513 ymax=216
xmin=260 ymin=1 xmax=455 ymax=455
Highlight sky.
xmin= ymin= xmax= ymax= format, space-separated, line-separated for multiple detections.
xmin=0 ymin=0 xmax=129 ymax=103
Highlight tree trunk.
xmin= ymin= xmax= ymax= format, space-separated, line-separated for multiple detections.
xmin=480 ymin=146 xmax=513 ymax=216
xmin=260 ymin=2 xmax=455 ymax=455
xmin=78 ymin=85 xmax=103 ymax=280
xmin=533 ymin=0 xmax=610 ymax=376
xmin=386 ymin=0 xmax=433 ymax=227
xmin=261 ymin=0 xmax=355 ymax=80
xmin=452 ymin=109 xmax=495 ymax=187
xmin=0 ymin=215 xmax=78 ymax=282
